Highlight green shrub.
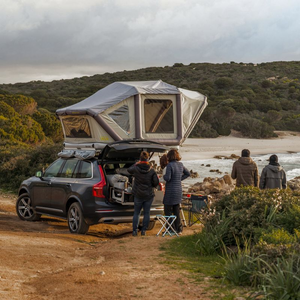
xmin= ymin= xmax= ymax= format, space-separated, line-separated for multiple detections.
xmin=259 ymin=228 xmax=296 ymax=245
xmin=253 ymin=241 xmax=300 ymax=261
xmin=223 ymin=253 xmax=262 ymax=287
xmin=0 ymin=143 xmax=63 ymax=192
xmin=259 ymin=255 xmax=300 ymax=299
xmin=202 ymin=187 xmax=300 ymax=248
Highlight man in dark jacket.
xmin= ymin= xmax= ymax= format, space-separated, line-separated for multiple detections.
xmin=231 ymin=149 xmax=258 ymax=187
xmin=128 ymin=151 xmax=159 ymax=236
xmin=259 ymin=154 xmax=287 ymax=189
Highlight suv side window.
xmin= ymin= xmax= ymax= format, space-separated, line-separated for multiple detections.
xmin=60 ymin=158 xmax=79 ymax=178
xmin=44 ymin=159 xmax=64 ymax=178
xmin=76 ymin=161 xmax=92 ymax=178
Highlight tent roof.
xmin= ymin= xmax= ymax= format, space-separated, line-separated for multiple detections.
xmin=56 ymin=80 xmax=180 ymax=116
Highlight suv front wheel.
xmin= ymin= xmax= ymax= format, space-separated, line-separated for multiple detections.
xmin=67 ymin=202 xmax=89 ymax=234
xmin=16 ymin=193 xmax=41 ymax=221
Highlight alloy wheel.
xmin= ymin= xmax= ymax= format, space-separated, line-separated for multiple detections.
xmin=18 ymin=196 xmax=34 ymax=219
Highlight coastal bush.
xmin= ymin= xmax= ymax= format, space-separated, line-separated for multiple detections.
xmin=189 ymin=120 xmax=219 ymax=138
xmin=202 ymin=187 xmax=300 ymax=249
xmin=32 ymin=109 xmax=63 ymax=142
xmin=232 ymin=114 xmax=276 ymax=138
xmin=259 ymin=228 xmax=296 ymax=245
xmin=0 ymin=143 xmax=63 ymax=192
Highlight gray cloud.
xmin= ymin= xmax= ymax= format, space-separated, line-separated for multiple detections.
xmin=1 ymin=0 xmax=300 ymax=83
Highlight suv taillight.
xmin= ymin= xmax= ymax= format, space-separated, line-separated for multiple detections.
xmin=93 ymin=166 xmax=106 ymax=198
xmin=159 ymin=182 xmax=165 ymax=192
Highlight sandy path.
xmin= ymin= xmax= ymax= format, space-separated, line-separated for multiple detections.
xmin=0 ymin=193 xmax=211 ymax=300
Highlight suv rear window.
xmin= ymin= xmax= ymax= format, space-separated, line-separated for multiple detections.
xmin=76 ymin=161 xmax=92 ymax=178
xmin=60 ymin=158 xmax=78 ymax=178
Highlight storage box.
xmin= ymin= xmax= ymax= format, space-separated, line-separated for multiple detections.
xmin=113 ymin=182 xmax=125 ymax=189
xmin=112 ymin=188 xmax=134 ymax=205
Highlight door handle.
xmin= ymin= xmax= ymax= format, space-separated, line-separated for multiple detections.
xmin=66 ymin=183 xmax=71 ymax=187
xmin=47 ymin=182 xmax=52 ymax=186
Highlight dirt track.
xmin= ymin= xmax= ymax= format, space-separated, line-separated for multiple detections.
xmin=0 ymin=193 xmax=212 ymax=300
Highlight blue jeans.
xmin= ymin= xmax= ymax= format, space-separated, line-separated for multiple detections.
xmin=132 ymin=197 xmax=154 ymax=232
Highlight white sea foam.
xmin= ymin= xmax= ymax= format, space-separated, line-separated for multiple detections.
xmin=182 ymin=152 xmax=300 ymax=185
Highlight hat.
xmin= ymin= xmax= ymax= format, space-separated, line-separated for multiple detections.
xmin=241 ymin=149 xmax=250 ymax=157
xmin=269 ymin=154 xmax=278 ymax=163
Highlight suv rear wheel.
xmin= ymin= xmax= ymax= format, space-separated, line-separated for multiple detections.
xmin=67 ymin=202 xmax=89 ymax=234
xmin=16 ymin=193 xmax=41 ymax=221
xmin=147 ymin=221 xmax=156 ymax=230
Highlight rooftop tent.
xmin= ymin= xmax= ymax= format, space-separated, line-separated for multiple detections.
xmin=56 ymin=80 xmax=207 ymax=147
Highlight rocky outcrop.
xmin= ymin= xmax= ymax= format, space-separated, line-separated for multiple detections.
xmin=214 ymin=154 xmax=240 ymax=160
xmin=287 ymin=177 xmax=300 ymax=191
xmin=189 ymin=170 xmax=199 ymax=178
xmin=188 ymin=174 xmax=235 ymax=197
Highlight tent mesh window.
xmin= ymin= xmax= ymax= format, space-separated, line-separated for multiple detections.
xmin=144 ymin=99 xmax=174 ymax=133
xmin=108 ymin=105 xmax=130 ymax=134
xmin=62 ymin=117 xmax=92 ymax=138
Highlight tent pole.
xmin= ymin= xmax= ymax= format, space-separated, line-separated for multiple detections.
xmin=134 ymin=94 xmax=142 ymax=139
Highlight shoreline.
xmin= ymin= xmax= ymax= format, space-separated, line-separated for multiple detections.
xmin=179 ymin=131 xmax=300 ymax=160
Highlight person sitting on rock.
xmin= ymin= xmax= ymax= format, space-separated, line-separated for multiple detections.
xmin=259 ymin=154 xmax=287 ymax=189
xmin=231 ymin=149 xmax=258 ymax=187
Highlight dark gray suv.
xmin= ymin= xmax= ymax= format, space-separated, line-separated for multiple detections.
xmin=16 ymin=140 xmax=167 ymax=234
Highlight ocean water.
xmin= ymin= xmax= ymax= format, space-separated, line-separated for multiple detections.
xmin=182 ymin=152 xmax=300 ymax=185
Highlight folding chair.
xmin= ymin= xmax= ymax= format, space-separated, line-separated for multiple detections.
xmin=180 ymin=204 xmax=187 ymax=227
xmin=156 ymin=215 xmax=179 ymax=237
xmin=188 ymin=195 xmax=208 ymax=226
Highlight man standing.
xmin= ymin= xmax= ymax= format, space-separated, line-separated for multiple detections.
xmin=231 ymin=149 xmax=258 ymax=187
xmin=259 ymin=154 xmax=287 ymax=189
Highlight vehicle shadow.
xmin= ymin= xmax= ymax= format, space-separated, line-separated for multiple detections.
xmin=0 ymin=212 xmax=133 ymax=241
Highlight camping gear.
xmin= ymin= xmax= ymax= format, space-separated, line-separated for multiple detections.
xmin=183 ymin=195 xmax=208 ymax=226
xmin=156 ymin=215 xmax=179 ymax=237
xmin=56 ymin=80 xmax=207 ymax=147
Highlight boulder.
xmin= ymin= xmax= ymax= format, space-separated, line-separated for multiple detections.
xmin=223 ymin=174 xmax=233 ymax=185
xmin=188 ymin=174 xmax=235 ymax=197
xmin=211 ymin=181 xmax=222 ymax=193
xmin=288 ymin=177 xmax=300 ymax=191
xmin=189 ymin=170 xmax=199 ymax=178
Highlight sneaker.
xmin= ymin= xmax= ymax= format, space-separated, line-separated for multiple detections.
xmin=141 ymin=231 xmax=146 ymax=236
xmin=132 ymin=231 xmax=138 ymax=236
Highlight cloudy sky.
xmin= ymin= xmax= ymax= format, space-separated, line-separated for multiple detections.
xmin=1 ymin=0 xmax=300 ymax=84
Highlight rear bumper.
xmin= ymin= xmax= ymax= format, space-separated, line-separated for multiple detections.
xmin=91 ymin=206 xmax=164 ymax=225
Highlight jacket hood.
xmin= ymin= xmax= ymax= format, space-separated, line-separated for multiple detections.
xmin=136 ymin=162 xmax=151 ymax=174
xmin=238 ymin=157 xmax=254 ymax=165
xmin=266 ymin=164 xmax=283 ymax=173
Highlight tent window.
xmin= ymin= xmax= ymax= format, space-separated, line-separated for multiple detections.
xmin=108 ymin=105 xmax=130 ymax=134
xmin=144 ymin=99 xmax=174 ymax=133
xmin=62 ymin=117 xmax=92 ymax=138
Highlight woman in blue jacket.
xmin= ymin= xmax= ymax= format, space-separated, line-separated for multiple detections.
xmin=163 ymin=149 xmax=190 ymax=234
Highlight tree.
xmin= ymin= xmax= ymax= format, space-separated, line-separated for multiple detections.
xmin=215 ymin=77 xmax=234 ymax=89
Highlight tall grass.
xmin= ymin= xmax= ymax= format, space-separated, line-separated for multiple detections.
xmin=259 ymin=255 xmax=300 ymax=300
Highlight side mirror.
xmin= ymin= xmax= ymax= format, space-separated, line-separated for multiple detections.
xmin=36 ymin=171 xmax=43 ymax=178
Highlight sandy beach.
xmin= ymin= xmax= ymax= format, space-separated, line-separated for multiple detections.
xmin=180 ymin=131 xmax=300 ymax=160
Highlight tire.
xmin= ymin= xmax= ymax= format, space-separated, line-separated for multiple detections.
xmin=16 ymin=193 xmax=41 ymax=221
xmin=138 ymin=221 xmax=156 ymax=231
xmin=147 ymin=221 xmax=156 ymax=230
xmin=67 ymin=202 xmax=89 ymax=234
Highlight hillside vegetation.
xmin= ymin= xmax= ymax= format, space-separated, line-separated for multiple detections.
xmin=1 ymin=61 xmax=300 ymax=190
